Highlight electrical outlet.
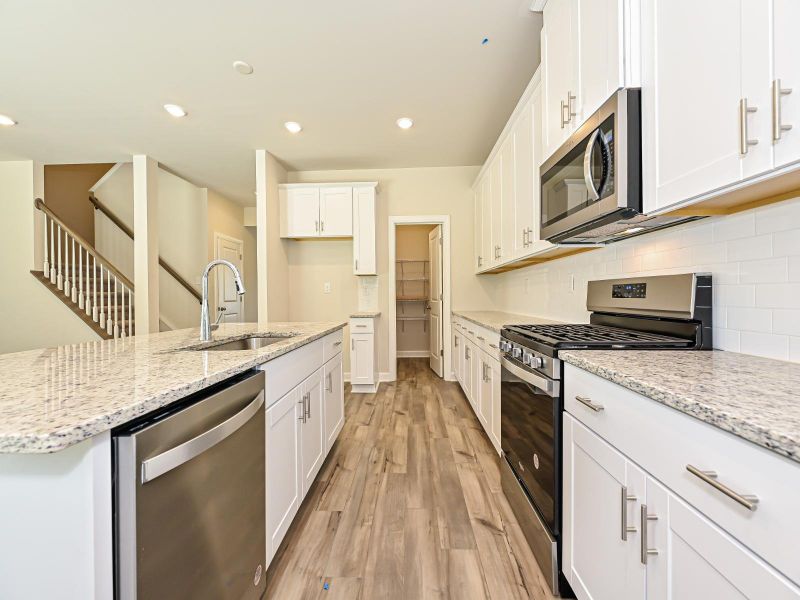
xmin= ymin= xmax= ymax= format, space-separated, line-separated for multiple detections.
xmin=324 ymin=282 xmax=331 ymax=294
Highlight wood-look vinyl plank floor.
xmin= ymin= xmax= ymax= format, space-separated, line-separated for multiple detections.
xmin=265 ymin=358 xmax=556 ymax=600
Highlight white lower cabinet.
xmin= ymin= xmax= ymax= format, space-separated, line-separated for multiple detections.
xmin=264 ymin=331 xmax=344 ymax=566
xmin=564 ymin=374 xmax=800 ymax=600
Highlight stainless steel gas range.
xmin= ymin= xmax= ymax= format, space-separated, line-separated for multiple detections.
xmin=499 ymin=273 xmax=712 ymax=597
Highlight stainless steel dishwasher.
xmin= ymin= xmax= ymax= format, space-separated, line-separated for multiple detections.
xmin=114 ymin=370 xmax=266 ymax=599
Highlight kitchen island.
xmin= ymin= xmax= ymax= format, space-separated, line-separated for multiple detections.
xmin=0 ymin=321 xmax=346 ymax=599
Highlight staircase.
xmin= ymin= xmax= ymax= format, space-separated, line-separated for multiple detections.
xmin=33 ymin=198 xmax=135 ymax=340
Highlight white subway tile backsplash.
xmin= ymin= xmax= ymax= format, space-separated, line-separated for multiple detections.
xmin=726 ymin=234 xmax=772 ymax=262
xmin=713 ymin=328 xmax=740 ymax=352
xmin=739 ymin=257 xmax=788 ymax=284
xmin=714 ymin=284 xmax=755 ymax=307
xmin=755 ymin=283 xmax=800 ymax=308
xmin=789 ymin=256 xmax=800 ymax=282
xmin=791 ymin=337 xmax=800 ymax=362
xmin=727 ymin=307 xmax=772 ymax=333
xmin=755 ymin=198 xmax=800 ymax=234
xmin=712 ymin=212 xmax=755 ymax=241
xmin=690 ymin=242 xmax=726 ymax=264
xmin=773 ymin=310 xmax=800 ymax=336
xmin=740 ymin=332 xmax=790 ymax=360
xmin=773 ymin=229 xmax=800 ymax=257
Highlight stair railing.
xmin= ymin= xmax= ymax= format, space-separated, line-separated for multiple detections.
xmin=35 ymin=198 xmax=134 ymax=338
xmin=88 ymin=194 xmax=202 ymax=303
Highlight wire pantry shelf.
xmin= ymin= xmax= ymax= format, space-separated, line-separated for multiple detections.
xmin=397 ymin=297 xmax=427 ymax=302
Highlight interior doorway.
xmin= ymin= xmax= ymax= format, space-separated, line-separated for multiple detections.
xmin=388 ymin=216 xmax=451 ymax=382
xmin=213 ymin=232 xmax=245 ymax=323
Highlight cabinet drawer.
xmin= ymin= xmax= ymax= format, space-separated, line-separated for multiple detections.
xmin=261 ymin=338 xmax=323 ymax=407
xmin=565 ymin=363 xmax=800 ymax=585
xmin=349 ymin=318 xmax=374 ymax=334
xmin=323 ymin=329 xmax=344 ymax=362
xmin=477 ymin=328 xmax=500 ymax=359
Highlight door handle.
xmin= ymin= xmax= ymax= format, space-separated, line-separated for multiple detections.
xmin=141 ymin=391 xmax=264 ymax=483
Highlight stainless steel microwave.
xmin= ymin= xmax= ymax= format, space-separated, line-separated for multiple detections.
xmin=540 ymin=88 xmax=697 ymax=244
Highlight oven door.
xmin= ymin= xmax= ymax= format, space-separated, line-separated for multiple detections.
xmin=500 ymin=356 xmax=560 ymax=533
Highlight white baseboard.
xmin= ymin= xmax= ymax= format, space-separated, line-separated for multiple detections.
xmin=397 ymin=351 xmax=429 ymax=358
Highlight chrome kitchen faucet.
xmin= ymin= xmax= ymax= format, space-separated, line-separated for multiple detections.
xmin=200 ymin=259 xmax=245 ymax=341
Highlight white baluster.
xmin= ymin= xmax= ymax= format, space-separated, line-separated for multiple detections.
xmin=128 ymin=288 xmax=133 ymax=337
xmin=120 ymin=284 xmax=126 ymax=338
xmin=63 ymin=233 xmax=70 ymax=297
xmin=78 ymin=246 xmax=84 ymax=310
xmin=49 ymin=219 xmax=56 ymax=283
xmin=57 ymin=226 xmax=63 ymax=290
xmin=42 ymin=213 xmax=49 ymax=279
xmin=99 ymin=265 xmax=106 ymax=330
xmin=71 ymin=237 xmax=77 ymax=303
xmin=113 ymin=276 xmax=119 ymax=338
xmin=84 ymin=250 xmax=91 ymax=316
xmin=92 ymin=256 xmax=98 ymax=322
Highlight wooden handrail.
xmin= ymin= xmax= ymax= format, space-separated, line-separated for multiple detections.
xmin=35 ymin=198 xmax=135 ymax=290
xmin=88 ymin=194 xmax=202 ymax=302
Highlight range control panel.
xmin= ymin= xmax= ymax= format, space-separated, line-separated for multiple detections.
xmin=612 ymin=282 xmax=647 ymax=299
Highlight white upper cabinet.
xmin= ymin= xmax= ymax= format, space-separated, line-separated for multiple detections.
xmin=773 ymin=0 xmax=800 ymax=170
xmin=319 ymin=186 xmax=353 ymax=236
xmin=280 ymin=187 xmax=320 ymax=237
xmin=474 ymin=177 xmax=484 ymax=271
xmin=480 ymin=175 xmax=493 ymax=271
xmin=541 ymin=0 xmax=577 ymax=161
xmin=576 ymin=0 xmax=624 ymax=121
xmin=499 ymin=136 xmax=516 ymax=263
xmin=352 ymin=184 xmax=377 ymax=275
xmin=489 ymin=157 xmax=502 ymax=267
xmin=512 ymin=95 xmax=535 ymax=258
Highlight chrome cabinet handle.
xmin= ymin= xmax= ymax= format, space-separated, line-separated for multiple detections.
xmin=566 ymin=91 xmax=577 ymax=124
xmin=686 ymin=465 xmax=759 ymax=511
xmin=298 ymin=396 xmax=306 ymax=423
xmin=326 ymin=372 xmax=333 ymax=393
xmin=477 ymin=256 xmax=483 ymax=268
xmin=321 ymin=220 xmax=325 ymax=232
xmin=454 ymin=337 xmax=459 ymax=347
xmin=141 ymin=391 xmax=265 ymax=483
xmin=621 ymin=486 xmax=638 ymax=540
xmin=477 ymin=336 xmax=485 ymax=341
xmin=575 ymin=395 xmax=604 ymax=412
xmin=560 ymin=99 xmax=567 ymax=129
xmin=772 ymin=79 xmax=793 ymax=141
xmin=489 ymin=343 xmax=498 ymax=349
xmin=315 ymin=220 xmax=319 ymax=232
xmin=333 ymin=341 xmax=342 ymax=347
xmin=468 ymin=330 xmax=475 ymax=335
xmin=351 ymin=338 xmax=355 ymax=351
xmin=739 ymin=98 xmax=759 ymax=155
xmin=641 ymin=504 xmax=659 ymax=564
xmin=354 ymin=259 xmax=359 ymax=271
xmin=305 ymin=392 xmax=311 ymax=419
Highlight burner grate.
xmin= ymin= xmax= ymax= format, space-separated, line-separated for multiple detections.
xmin=506 ymin=323 xmax=692 ymax=348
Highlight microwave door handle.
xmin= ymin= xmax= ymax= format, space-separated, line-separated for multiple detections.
xmin=583 ymin=128 xmax=601 ymax=201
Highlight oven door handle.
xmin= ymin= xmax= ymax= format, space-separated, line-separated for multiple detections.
xmin=583 ymin=128 xmax=602 ymax=201
xmin=501 ymin=357 xmax=558 ymax=397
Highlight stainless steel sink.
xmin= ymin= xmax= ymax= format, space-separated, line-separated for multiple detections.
xmin=191 ymin=335 xmax=295 ymax=351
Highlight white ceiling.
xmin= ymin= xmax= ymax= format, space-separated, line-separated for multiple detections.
xmin=0 ymin=0 xmax=542 ymax=204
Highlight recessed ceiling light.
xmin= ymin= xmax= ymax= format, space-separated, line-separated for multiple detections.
xmin=163 ymin=104 xmax=187 ymax=118
xmin=284 ymin=121 xmax=302 ymax=133
xmin=233 ymin=60 xmax=254 ymax=75
xmin=396 ymin=117 xmax=414 ymax=129
xmin=0 ymin=114 xmax=17 ymax=126
xmin=622 ymin=226 xmax=645 ymax=235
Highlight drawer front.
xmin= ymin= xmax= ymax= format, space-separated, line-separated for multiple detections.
xmin=461 ymin=321 xmax=478 ymax=345
xmin=565 ymin=363 xmax=800 ymax=585
xmin=349 ymin=318 xmax=374 ymax=334
xmin=261 ymin=338 xmax=324 ymax=407
xmin=478 ymin=328 xmax=501 ymax=359
xmin=323 ymin=329 xmax=344 ymax=362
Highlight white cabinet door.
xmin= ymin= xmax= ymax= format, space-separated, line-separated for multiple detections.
xmin=489 ymin=157 xmax=502 ymax=267
xmin=481 ymin=175 xmax=493 ymax=270
xmin=281 ymin=187 xmax=320 ymax=237
xmin=641 ymin=0 xmax=744 ymax=211
xmin=350 ymin=333 xmax=374 ymax=385
xmin=564 ymin=414 xmax=632 ymax=600
xmin=323 ymin=353 xmax=344 ymax=453
xmin=512 ymin=98 xmax=534 ymax=258
xmin=477 ymin=354 xmax=491 ymax=429
xmin=488 ymin=356 xmax=501 ymax=455
xmin=646 ymin=477 xmax=800 ymax=600
xmin=352 ymin=186 xmax=376 ymax=275
xmin=474 ymin=180 xmax=484 ymax=272
xmin=266 ymin=385 xmax=302 ymax=564
xmin=300 ymin=369 xmax=325 ymax=496
xmin=773 ymin=0 xmax=800 ymax=169
xmin=576 ymin=0 xmax=622 ymax=123
xmin=541 ymin=0 xmax=576 ymax=162
xmin=499 ymin=135 xmax=515 ymax=263
xmin=319 ymin=186 xmax=353 ymax=237
xmin=452 ymin=329 xmax=461 ymax=381
xmin=740 ymin=1 xmax=772 ymax=180
xmin=462 ymin=340 xmax=473 ymax=404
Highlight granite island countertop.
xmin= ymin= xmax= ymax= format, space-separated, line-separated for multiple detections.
xmin=452 ymin=310 xmax=564 ymax=333
xmin=0 ymin=321 xmax=346 ymax=454
xmin=560 ymin=349 xmax=800 ymax=464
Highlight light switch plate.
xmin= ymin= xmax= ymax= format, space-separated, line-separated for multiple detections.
xmin=324 ymin=282 xmax=331 ymax=294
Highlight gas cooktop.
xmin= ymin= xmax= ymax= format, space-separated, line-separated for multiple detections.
xmin=503 ymin=323 xmax=694 ymax=349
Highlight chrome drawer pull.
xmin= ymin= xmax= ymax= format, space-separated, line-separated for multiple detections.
xmin=477 ymin=336 xmax=485 ymax=341
xmin=621 ymin=486 xmax=637 ymax=541
xmin=333 ymin=341 xmax=342 ymax=347
xmin=640 ymin=504 xmax=659 ymax=564
xmin=575 ymin=395 xmax=604 ymax=412
xmin=686 ymin=465 xmax=759 ymax=511
xmin=489 ymin=343 xmax=498 ymax=349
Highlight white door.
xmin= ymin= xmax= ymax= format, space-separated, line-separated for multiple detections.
xmin=576 ymin=0 xmax=622 ymax=122
xmin=641 ymin=0 xmax=743 ymax=211
xmin=319 ymin=186 xmax=353 ymax=236
xmin=350 ymin=333 xmax=373 ymax=385
xmin=499 ymin=135 xmax=515 ymax=263
xmin=428 ymin=226 xmax=443 ymax=378
xmin=646 ymin=477 xmax=800 ymax=600
xmin=773 ymin=0 xmax=800 ymax=169
xmin=564 ymin=415 xmax=632 ymax=600
xmin=323 ymin=353 xmax=344 ymax=453
xmin=266 ymin=385 xmax=302 ymax=564
xmin=541 ymin=0 xmax=576 ymax=161
xmin=512 ymin=98 xmax=534 ymax=258
xmin=300 ymin=369 xmax=325 ymax=495
xmin=284 ymin=187 xmax=320 ymax=237
xmin=215 ymin=234 xmax=244 ymax=323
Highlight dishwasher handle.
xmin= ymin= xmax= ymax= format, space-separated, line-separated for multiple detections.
xmin=141 ymin=390 xmax=265 ymax=484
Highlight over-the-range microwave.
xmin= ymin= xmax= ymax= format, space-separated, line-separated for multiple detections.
xmin=539 ymin=88 xmax=698 ymax=244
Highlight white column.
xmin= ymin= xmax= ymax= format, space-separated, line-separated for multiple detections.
xmin=132 ymin=155 xmax=159 ymax=334
xmin=255 ymin=149 xmax=269 ymax=327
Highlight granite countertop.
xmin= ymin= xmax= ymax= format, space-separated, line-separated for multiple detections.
xmin=452 ymin=310 xmax=564 ymax=333
xmin=0 ymin=321 xmax=346 ymax=454
xmin=560 ymin=350 xmax=800 ymax=464
xmin=350 ymin=311 xmax=381 ymax=318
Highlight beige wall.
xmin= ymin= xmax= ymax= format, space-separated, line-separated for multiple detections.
xmin=43 ymin=163 xmax=114 ymax=246
xmin=207 ymin=190 xmax=259 ymax=322
xmin=266 ymin=155 xmax=290 ymax=321
xmin=287 ymin=166 xmax=492 ymax=375
xmin=0 ymin=161 xmax=100 ymax=354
